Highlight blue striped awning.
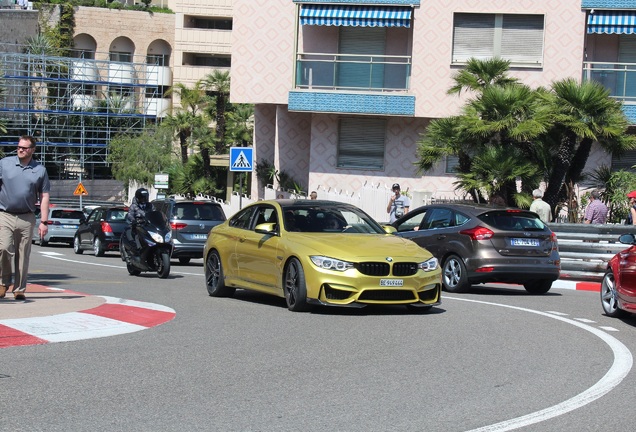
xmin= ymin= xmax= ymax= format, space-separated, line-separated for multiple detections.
xmin=299 ymin=5 xmax=412 ymax=28
xmin=587 ymin=11 xmax=636 ymax=34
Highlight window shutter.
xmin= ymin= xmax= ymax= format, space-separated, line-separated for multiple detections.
xmin=338 ymin=118 xmax=386 ymax=170
xmin=338 ymin=27 xmax=386 ymax=89
xmin=501 ymin=14 xmax=544 ymax=65
xmin=452 ymin=14 xmax=495 ymax=63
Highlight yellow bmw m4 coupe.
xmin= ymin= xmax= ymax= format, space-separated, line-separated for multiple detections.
xmin=204 ymin=200 xmax=441 ymax=312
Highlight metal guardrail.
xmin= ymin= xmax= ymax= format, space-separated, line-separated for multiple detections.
xmin=548 ymin=223 xmax=636 ymax=282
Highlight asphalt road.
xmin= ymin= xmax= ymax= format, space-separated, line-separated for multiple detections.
xmin=1 ymin=244 xmax=635 ymax=432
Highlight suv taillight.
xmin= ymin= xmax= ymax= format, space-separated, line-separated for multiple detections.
xmin=171 ymin=222 xmax=187 ymax=230
xmin=551 ymin=232 xmax=558 ymax=250
xmin=101 ymin=222 xmax=113 ymax=233
xmin=459 ymin=226 xmax=494 ymax=240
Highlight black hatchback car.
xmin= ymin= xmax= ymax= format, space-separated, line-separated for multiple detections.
xmin=73 ymin=206 xmax=129 ymax=256
xmin=152 ymin=198 xmax=226 ymax=264
xmin=391 ymin=203 xmax=560 ymax=294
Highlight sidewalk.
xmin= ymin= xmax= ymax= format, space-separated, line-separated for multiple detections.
xmin=0 ymin=283 xmax=175 ymax=348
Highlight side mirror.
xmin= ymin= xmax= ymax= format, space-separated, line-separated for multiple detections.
xmin=255 ymin=222 xmax=278 ymax=235
xmin=619 ymin=233 xmax=636 ymax=245
xmin=383 ymin=225 xmax=397 ymax=234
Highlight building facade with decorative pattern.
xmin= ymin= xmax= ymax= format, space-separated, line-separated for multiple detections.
xmin=232 ymin=0 xmax=633 ymax=201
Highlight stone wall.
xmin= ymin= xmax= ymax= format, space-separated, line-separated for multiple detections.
xmin=0 ymin=10 xmax=39 ymax=47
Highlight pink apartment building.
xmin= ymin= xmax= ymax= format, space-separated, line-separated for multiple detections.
xmin=231 ymin=0 xmax=599 ymax=200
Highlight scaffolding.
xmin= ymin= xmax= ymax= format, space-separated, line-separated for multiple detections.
xmin=0 ymin=43 xmax=172 ymax=179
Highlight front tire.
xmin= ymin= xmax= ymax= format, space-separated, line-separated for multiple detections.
xmin=157 ymin=251 xmax=171 ymax=279
xmin=284 ymin=258 xmax=311 ymax=312
xmin=205 ymin=250 xmax=234 ymax=297
xmin=523 ymin=279 xmax=553 ymax=294
xmin=127 ymin=263 xmax=141 ymax=276
xmin=601 ymin=269 xmax=629 ymax=317
xmin=442 ymin=255 xmax=469 ymax=293
xmin=93 ymin=237 xmax=105 ymax=257
xmin=73 ymin=236 xmax=83 ymax=255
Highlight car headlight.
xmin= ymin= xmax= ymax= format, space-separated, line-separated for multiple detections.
xmin=310 ymin=256 xmax=354 ymax=272
xmin=149 ymin=231 xmax=164 ymax=243
xmin=419 ymin=257 xmax=439 ymax=272
xmin=165 ymin=232 xmax=172 ymax=243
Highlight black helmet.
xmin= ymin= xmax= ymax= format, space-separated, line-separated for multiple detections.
xmin=135 ymin=188 xmax=149 ymax=204
xmin=392 ymin=183 xmax=400 ymax=191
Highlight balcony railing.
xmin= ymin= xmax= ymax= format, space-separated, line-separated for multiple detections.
xmin=583 ymin=61 xmax=636 ymax=103
xmin=295 ymin=52 xmax=411 ymax=92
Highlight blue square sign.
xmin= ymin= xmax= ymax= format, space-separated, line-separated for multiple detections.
xmin=229 ymin=147 xmax=254 ymax=172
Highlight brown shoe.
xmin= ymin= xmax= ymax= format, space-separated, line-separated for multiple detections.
xmin=13 ymin=292 xmax=26 ymax=301
xmin=0 ymin=286 xmax=6 ymax=299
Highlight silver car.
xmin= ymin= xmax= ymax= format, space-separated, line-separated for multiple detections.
xmin=33 ymin=207 xmax=85 ymax=246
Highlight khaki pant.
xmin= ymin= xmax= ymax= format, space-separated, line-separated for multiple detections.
xmin=0 ymin=211 xmax=36 ymax=292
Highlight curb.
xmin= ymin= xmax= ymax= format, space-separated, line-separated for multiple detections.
xmin=552 ymin=279 xmax=601 ymax=292
xmin=0 ymin=287 xmax=175 ymax=348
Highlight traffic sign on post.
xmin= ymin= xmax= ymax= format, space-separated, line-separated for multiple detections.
xmin=73 ymin=182 xmax=88 ymax=196
xmin=229 ymin=147 xmax=254 ymax=172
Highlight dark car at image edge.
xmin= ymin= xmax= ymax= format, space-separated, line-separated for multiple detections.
xmin=73 ymin=206 xmax=129 ymax=256
xmin=391 ymin=203 xmax=560 ymax=294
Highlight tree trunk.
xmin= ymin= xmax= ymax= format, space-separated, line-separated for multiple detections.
xmin=565 ymin=137 xmax=593 ymax=185
xmin=179 ymin=131 xmax=189 ymax=164
xmin=543 ymin=133 xmax=576 ymax=210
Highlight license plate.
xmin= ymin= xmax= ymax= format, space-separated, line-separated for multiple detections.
xmin=191 ymin=234 xmax=207 ymax=240
xmin=63 ymin=225 xmax=78 ymax=229
xmin=380 ymin=279 xmax=404 ymax=287
xmin=511 ymin=238 xmax=540 ymax=246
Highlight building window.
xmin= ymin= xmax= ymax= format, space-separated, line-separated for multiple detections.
xmin=183 ymin=53 xmax=231 ymax=68
xmin=337 ymin=118 xmax=386 ymax=170
xmin=109 ymin=51 xmax=132 ymax=63
xmin=147 ymin=54 xmax=170 ymax=66
xmin=445 ymin=155 xmax=459 ymax=174
xmin=184 ymin=16 xmax=233 ymax=30
xmin=452 ymin=13 xmax=544 ymax=66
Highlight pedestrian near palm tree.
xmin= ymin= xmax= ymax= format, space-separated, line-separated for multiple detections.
xmin=529 ymin=189 xmax=552 ymax=223
xmin=584 ymin=190 xmax=608 ymax=224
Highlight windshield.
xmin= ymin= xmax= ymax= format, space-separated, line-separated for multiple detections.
xmin=145 ymin=210 xmax=169 ymax=229
xmin=282 ymin=204 xmax=384 ymax=234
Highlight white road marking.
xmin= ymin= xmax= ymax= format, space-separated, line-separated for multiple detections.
xmin=100 ymin=295 xmax=176 ymax=313
xmin=38 ymin=252 xmax=203 ymax=276
xmin=600 ymin=326 xmax=620 ymax=332
xmin=545 ymin=311 xmax=568 ymax=316
xmin=1 ymin=312 xmax=146 ymax=342
xmin=575 ymin=318 xmax=596 ymax=323
xmin=445 ymin=296 xmax=633 ymax=432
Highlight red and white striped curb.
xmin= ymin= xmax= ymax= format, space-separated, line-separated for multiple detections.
xmin=0 ymin=295 xmax=175 ymax=348
xmin=552 ymin=280 xmax=601 ymax=292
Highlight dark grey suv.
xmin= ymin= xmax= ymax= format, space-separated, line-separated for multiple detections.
xmin=152 ymin=198 xmax=226 ymax=264
xmin=392 ymin=203 xmax=560 ymax=294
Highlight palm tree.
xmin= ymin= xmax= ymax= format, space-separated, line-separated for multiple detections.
xmin=226 ymin=104 xmax=254 ymax=147
xmin=202 ymin=70 xmax=231 ymax=154
xmin=542 ymin=78 xmax=636 ymax=212
xmin=447 ymin=57 xmax=519 ymax=96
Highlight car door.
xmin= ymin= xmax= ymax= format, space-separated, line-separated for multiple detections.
xmin=235 ymin=205 xmax=282 ymax=293
xmin=82 ymin=208 xmax=102 ymax=247
xmin=618 ymin=244 xmax=636 ymax=304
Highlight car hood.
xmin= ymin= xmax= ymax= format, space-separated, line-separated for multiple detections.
xmin=285 ymin=233 xmax=434 ymax=261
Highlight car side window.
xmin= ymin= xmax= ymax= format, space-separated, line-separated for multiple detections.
xmin=455 ymin=212 xmax=470 ymax=227
xmin=252 ymin=206 xmax=277 ymax=230
xmin=88 ymin=210 xmax=100 ymax=222
xmin=423 ymin=208 xmax=453 ymax=230
xmin=395 ymin=210 xmax=426 ymax=232
xmin=230 ymin=207 xmax=255 ymax=230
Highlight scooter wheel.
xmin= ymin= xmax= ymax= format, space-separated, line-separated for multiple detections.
xmin=157 ymin=252 xmax=170 ymax=279
xmin=127 ymin=263 xmax=141 ymax=276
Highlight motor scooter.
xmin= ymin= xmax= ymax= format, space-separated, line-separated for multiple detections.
xmin=120 ymin=210 xmax=173 ymax=278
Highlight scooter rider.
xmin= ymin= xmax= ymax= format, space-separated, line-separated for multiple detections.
xmin=126 ymin=188 xmax=153 ymax=251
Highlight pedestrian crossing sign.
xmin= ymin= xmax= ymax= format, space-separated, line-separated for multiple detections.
xmin=229 ymin=147 xmax=254 ymax=172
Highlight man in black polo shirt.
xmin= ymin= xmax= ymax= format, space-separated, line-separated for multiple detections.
xmin=0 ymin=135 xmax=51 ymax=300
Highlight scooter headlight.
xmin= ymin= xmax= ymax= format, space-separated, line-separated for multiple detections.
xmin=149 ymin=231 xmax=164 ymax=243
xmin=165 ymin=232 xmax=172 ymax=243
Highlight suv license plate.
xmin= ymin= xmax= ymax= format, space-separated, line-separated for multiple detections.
xmin=192 ymin=234 xmax=207 ymax=240
xmin=380 ymin=279 xmax=404 ymax=287
xmin=511 ymin=238 xmax=540 ymax=246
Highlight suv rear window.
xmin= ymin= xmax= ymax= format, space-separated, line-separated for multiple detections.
xmin=51 ymin=210 xmax=84 ymax=219
xmin=106 ymin=209 xmax=128 ymax=222
xmin=479 ymin=211 xmax=546 ymax=231
xmin=173 ymin=203 xmax=225 ymax=221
